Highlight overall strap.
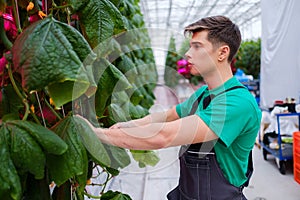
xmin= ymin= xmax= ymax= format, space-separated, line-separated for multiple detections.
xmin=187 ymin=85 xmax=253 ymax=187
xmin=189 ymin=85 xmax=246 ymax=115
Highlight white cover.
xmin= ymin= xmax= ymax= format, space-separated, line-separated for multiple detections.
xmin=260 ymin=0 xmax=300 ymax=108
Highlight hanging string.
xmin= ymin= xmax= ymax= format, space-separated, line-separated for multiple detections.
xmin=62 ymin=105 xmax=66 ymax=117
xmin=35 ymin=91 xmax=47 ymax=127
xmin=79 ymin=99 xmax=83 ymax=115
xmin=44 ymin=0 xmax=48 ymax=15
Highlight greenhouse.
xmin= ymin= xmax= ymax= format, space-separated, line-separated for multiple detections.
xmin=0 ymin=0 xmax=300 ymax=200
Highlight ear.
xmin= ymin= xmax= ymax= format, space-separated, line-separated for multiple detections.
xmin=217 ymin=45 xmax=230 ymax=62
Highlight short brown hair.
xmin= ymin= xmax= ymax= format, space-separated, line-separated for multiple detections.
xmin=184 ymin=15 xmax=241 ymax=62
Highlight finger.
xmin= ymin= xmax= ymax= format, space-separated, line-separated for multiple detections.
xmin=109 ymin=123 xmax=121 ymax=129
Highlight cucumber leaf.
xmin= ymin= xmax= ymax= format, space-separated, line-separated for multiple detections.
xmin=114 ymin=55 xmax=138 ymax=82
xmin=12 ymin=17 xmax=96 ymax=108
xmin=101 ymin=190 xmax=132 ymax=200
xmin=108 ymin=103 xmax=129 ymax=123
xmin=104 ymin=144 xmax=131 ymax=170
xmin=126 ymin=84 xmax=143 ymax=105
xmin=93 ymin=58 xmax=131 ymax=117
xmin=130 ymin=150 xmax=159 ymax=168
xmin=0 ymin=85 xmax=23 ymax=117
xmin=94 ymin=38 xmax=122 ymax=59
xmin=9 ymin=120 xmax=68 ymax=155
xmin=78 ymin=0 xmax=125 ymax=48
xmin=111 ymin=91 xmax=130 ymax=105
xmin=66 ymin=0 xmax=89 ymax=13
xmin=48 ymin=116 xmax=88 ymax=186
xmin=72 ymin=115 xmax=111 ymax=167
xmin=4 ymin=123 xmax=46 ymax=179
xmin=0 ymin=127 xmax=22 ymax=200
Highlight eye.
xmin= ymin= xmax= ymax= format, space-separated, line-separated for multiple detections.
xmin=193 ymin=43 xmax=201 ymax=49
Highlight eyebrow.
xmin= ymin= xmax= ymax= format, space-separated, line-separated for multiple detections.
xmin=190 ymin=41 xmax=202 ymax=45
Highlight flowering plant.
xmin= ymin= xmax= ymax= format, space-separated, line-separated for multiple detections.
xmin=0 ymin=1 xmax=159 ymax=199
xmin=176 ymin=59 xmax=190 ymax=77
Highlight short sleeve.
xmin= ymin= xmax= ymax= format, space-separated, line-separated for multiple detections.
xmin=176 ymin=87 xmax=207 ymax=118
xmin=196 ymin=91 xmax=259 ymax=147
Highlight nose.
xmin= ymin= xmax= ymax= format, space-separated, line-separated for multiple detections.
xmin=185 ymin=49 xmax=191 ymax=59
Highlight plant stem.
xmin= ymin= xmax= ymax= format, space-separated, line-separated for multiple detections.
xmin=11 ymin=0 xmax=22 ymax=33
xmin=7 ymin=64 xmax=30 ymax=120
xmin=83 ymin=192 xmax=101 ymax=199
xmin=49 ymin=1 xmax=71 ymax=12
xmin=44 ymin=97 xmax=62 ymax=120
xmin=30 ymin=109 xmax=42 ymax=125
xmin=0 ymin=17 xmax=13 ymax=50
xmin=52 ymin=4 xmax=71 ymax=9
xmin=100 ymin=172 xmax=112 ymax=194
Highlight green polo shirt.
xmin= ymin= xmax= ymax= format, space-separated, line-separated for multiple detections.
xmin=176 ymin=77 xmax=262 ymax=187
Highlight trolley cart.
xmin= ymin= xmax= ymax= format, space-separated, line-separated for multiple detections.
xmin=259 ymin=112 xmax=300 ymax=174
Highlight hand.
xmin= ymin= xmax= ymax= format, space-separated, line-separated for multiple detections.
xmin=75 ymin=114 xmax=108 ymax=140
xmin=75 ymin=114 xmax=96 ymax=132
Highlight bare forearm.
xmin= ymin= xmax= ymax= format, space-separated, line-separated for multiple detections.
xmin=96 ymin=123 xmax=170 ymax=150
xmin=95 ymin=115 xmax=218 ymax=150
xmin=111 ymin=106 xmax=179 ymax=128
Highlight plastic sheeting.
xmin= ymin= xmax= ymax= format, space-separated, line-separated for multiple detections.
xmin=260 ymin=0 xmax=300 ymax=108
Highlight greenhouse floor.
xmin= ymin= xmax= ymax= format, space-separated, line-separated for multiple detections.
xmin=86 ymin=83 xmax=300 ymax=200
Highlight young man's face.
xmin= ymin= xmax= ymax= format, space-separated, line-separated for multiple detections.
xmin=185 ymin=30 xmax=218 ymax=76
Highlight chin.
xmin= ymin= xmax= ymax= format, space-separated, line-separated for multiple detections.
xmin=190 ymin=69 xmax=201 ymax=76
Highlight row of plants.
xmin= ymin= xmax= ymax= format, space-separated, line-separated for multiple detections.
xmin=235 ymin=38 xmax=261 ymax=79
xmin=0 ymin=0 xmax=159 ymax=199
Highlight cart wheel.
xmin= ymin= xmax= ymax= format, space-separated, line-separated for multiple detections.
xmin=262 ymin=148 xmax=268 ymax=160
xmin=279 ymin=161 xmax=286 ymax=175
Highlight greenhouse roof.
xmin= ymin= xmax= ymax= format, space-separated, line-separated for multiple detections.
xmin=139 ymin=0 xmax=261 ymax=42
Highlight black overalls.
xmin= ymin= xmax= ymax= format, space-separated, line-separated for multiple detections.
xmin=167 ymin=86 xmax=250 ymax=200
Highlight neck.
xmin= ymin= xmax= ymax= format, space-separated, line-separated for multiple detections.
xmin=204 ymin=63 xmax=233 ymax=90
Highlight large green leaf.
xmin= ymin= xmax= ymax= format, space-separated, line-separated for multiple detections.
xmin=78 ymin=0 xmax=125 ymax=48
xmin=0 ymin=127 xmax=22 ymax=200
xmin=9 ymin=120 xmax=68 ymax=155
xmin=66 ymin=0 xmax=89 ymax=12
xmin=93 ymin=58 xmax=131 ymax=117
xmin=108 ymin=103 xmax=129 ymax=123
xmin=117 ymin=0 xmax=139 ymax=19
xmin=101 ymin=190 xmax=132 ymax=200
xmin=48 ymin=116 xmax=88 ymax=186
xmin=136 ymin=87 xmax=155 ymax=109
xmin=126 ymin=84 xmax=143 ymax=105
xmin=0 ymin=85 xmax=23 ymax=117
xmin=111 ymin=91 xmax=130 ymax=105
xmin=114 ymin=55 xmax=138 ymax=78
xmin=130 ymin=150 xmax=159 ymax=168
xmin=72 ymin=115 xmax=111 ymax=167
xmin=128 ymin=102 xmax=144 ymax=120
xmin=3 ymin=123 xmax=46 ymax=179
xmin=105 ymin=145 xmax=131 ymax=170
xmin=12 ymin=17 xmax=96 ymax=108
xmin=94 ymin=38 xmax=122 ymax=59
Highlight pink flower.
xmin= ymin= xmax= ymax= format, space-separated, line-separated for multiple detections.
xmin=2 ymin=13 xmax=18 ymax=39
xmin=177 ymin=59 xmax=190 ymax=75
xmin=177 ymin=59 xmax=188 ymax=67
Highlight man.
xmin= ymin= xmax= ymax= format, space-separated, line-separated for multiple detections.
xmin=80 ymin=15 xmax=262 ymax=199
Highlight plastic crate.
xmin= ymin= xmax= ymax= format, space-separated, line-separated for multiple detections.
xmin=294 ymin=132 xmax=300 ymax=155
xmin=294 ymin=152 xmax=300 ymax=167
xmin=294 ymin=132 xmax=300 ymax=184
